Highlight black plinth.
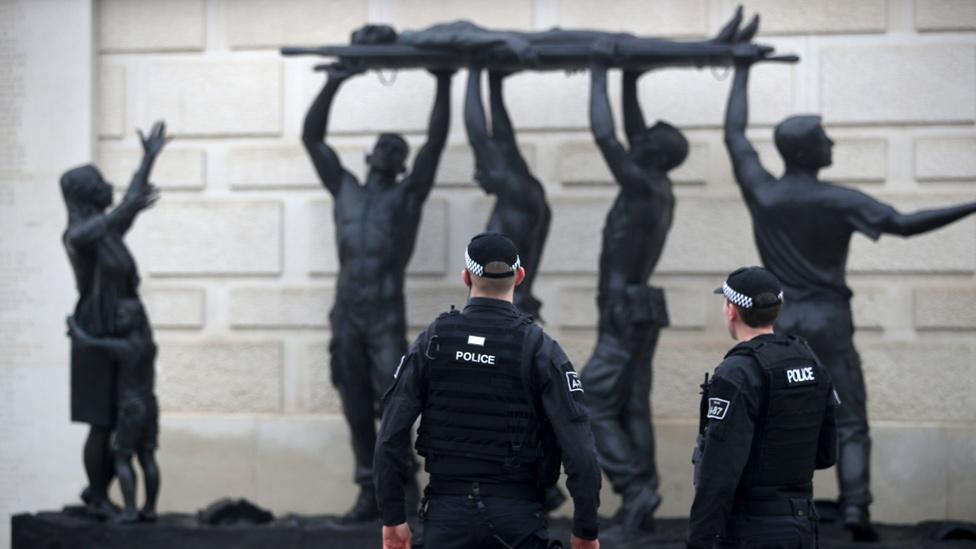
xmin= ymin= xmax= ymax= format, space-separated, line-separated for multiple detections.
xmin=11 ymin=509 xmax=975 ymax=549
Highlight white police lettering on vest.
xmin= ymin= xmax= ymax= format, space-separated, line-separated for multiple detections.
xmin=456 ymin=350 xmax=496 ymax=365
xmin=786 ymin=366 xmax=815 ymax=384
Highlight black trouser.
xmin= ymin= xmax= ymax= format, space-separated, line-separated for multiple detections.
xmin=422 ymin=494 xmax=549 ymax=549
xmin=716 ymin=499 xmax=819 ymax=548
xmin=580 ymin=287 xmax=667 ymax=495
xmin=777 ymin=300 xmax=872 ymax=511
xmin=329 ymin=299 xmax=411 ymax=488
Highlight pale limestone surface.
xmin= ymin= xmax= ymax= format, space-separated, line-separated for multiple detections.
xmin=98 ymin=147 xmax=207 ymax=190
xmin=821 ymin=45 xmax=976 ymax=125
xmin=99 ymin=0 xmax=205 ymax=52
xmin=915 ymin=137 xmax=976 ymax=181
xmin=2 ymin=1 xmax=976 ymax=541
xmin=916 ymin=0 xmax=976 ymax=31
xmin=142 ymin=287 xmax=206 ymax=329
xmin=732 ymin=0 xmax=887 ymax=35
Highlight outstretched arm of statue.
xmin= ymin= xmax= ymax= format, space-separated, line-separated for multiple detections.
xmin=405 ymin=69 xmax=454 ymax=203
xmin=883 ymin=201 xmax=976 ymax=237
xmin=464 ymin=64 xmax=506 ymax=190
xmin=111 ymin=121 xmax=167 ymax=235
xmin=724 ymin=46 xmax=774 ymax=197
xmin=622 ymin=70 xmax=647 ymax=148
xmin=303 ymin=63 xmax=360 ymax=197
xmin=66 ymin=316 xmax=129 ymax=359
xmin=488 ymin=70 xmax=532 ymax=175
xmin=590 ymin=61 xmax=643 ymax=193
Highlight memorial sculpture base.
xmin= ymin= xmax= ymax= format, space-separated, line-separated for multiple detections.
xmin=12 ymin=506 xmax=975 ymax=549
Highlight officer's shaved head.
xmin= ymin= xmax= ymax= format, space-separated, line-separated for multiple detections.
xmin=470 ymin=261 xmax=518 ymax=296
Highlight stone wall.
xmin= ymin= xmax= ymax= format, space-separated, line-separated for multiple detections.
xmin=2 ymin=1 xmax=975 ymax=544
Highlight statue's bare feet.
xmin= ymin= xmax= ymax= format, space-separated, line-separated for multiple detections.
xmin=140 ymin=508 xmax=158 ymax=523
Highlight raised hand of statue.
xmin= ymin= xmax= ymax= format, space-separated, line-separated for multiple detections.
xmin=137 ymin=121 xmax=170 ymax=159
xmin=731 ymin=41 xmax=773 ymax=66
xmin=714 ymin=5 xmax=744 ymax=43
xmin=315 ymin=62 xmax=365 ymax=82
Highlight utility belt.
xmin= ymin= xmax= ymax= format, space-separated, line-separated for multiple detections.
xmin=732 ymin=498 xmax=817 ymax=519
xmin=426 ymin=479 xmax=542 ymax=502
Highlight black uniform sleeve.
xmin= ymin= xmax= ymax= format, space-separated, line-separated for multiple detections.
xmin=374 ymin=327 xmax=430 ymax=526
xmin=536 ymin=335 xmax=601 ymax=541
xmin=686 ymin=359 xmax=759 ymax=549
xmin=816 ymin=384 xmax=840 ymax=469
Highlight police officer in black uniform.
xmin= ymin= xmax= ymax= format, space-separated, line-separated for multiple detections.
xmin=374 ymin=233 xmax=602 ymax=549
xmin=687 ymin=267 xmax=838 ymax=549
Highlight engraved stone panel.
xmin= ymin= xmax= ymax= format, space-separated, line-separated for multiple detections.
xmin=224 ymin=0 xmax=366 ymax=49
xmin=158 ymin=341 xmax=283 ymax=413
xmin=915 ymin=137 xmax=976 ymax=181
xmin=860 ymin=342 xmax=974 ymax=421
xmin=914 ymin=287 xmax=976 ymax=329
xmin=391 ymin=0 xmax=533 ymax=30
xmin=128 ymin=200 xmax=283 ymax=276
xmin=305 ymin=342 xmax=342 ymax=414
xmin=822 ymin=45 xmax=976 ymax=125
xmin=98 ymin=148 xmax=206 ymax=190
xmin=734 ymin=0 xmax=886 ymax=34
xmin=916 ymin=0 xmax=976 ymax=32
xmin=142 ymin=287 xmax=205 ymax=329
xmin=558 ymin=0 xmax=708 ymax=37
xmin=147 ymin=60 xmax=282 ymax=136
xmin=230 ymin=287 xmax=332 ymax=329
xmin=100 ymin=0 xmax=205 ymax=52
xmin=227 ymin=144 xmax=366 ymax=190
xmin=98 ymin=64 xmax=125 ymax=138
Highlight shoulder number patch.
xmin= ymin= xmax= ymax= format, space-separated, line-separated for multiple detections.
xmin=566 ymin=371 xmax=583 ymax=393
xmin=707 ymin=397 xmax=730 ymax=420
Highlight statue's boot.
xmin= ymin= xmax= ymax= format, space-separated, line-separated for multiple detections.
xmin=613 ymin=485 xmax=660 ymax=532
xmin=112 ymin=508 xmax=140 ymax=524
xmin=842 ymin=504 xmax=879 ymax=542
xmin=544 ymin=486 xmax=567 ymax=513
xmin=85 ymin=496 xmax=121 ymax=520
xmin=340 ymin=487 xmax=381 ymax=523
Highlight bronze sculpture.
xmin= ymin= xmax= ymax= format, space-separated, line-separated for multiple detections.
xmin=464 ymin=65 xmax=551 ymax=319
xmin=68 ymin=299 xmax=160 ymax=524
xmin=723 ymin=22 xmax=976 ymax=540
xmin=302 ymin=63 xmax=454 ymax=522
xmin=61 ymin=121 xmax=167 ymax=518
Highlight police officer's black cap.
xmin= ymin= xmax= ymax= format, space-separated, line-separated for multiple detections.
xmin=465 ymin=232 xmax=521 ymax=279
xmin=713 ymin=266 xmax=784 ymax=309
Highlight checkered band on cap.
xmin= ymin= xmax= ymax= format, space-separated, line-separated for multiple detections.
xmin=722 ymin=283 xmax=784 ymax=309
xmin=465 ymin=248 xmax=520 ymax=278
xmin=722 ymin=282 xmax=753 ymax=308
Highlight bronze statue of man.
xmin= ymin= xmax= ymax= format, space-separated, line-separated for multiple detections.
xmin=464 ymin=65 xmax=551 ymax=319
xmin=61 ymin=122 xmax=167 ymax=518
xmin=302 ymin=63 xmax=453 ymax=522
xmin=580 ymin=55 xmax=688 ymax=531
xmin=725 ymin=30 xmax=976 ymax=541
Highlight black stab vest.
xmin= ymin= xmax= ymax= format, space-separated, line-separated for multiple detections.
xmin=726 ymin=335 xmax=830 ymax=496
xmin=415 ymin=310 xmax=543 ymax=477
